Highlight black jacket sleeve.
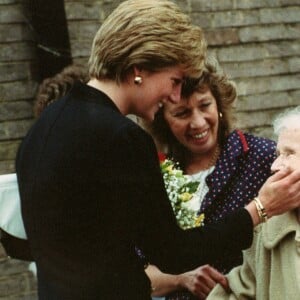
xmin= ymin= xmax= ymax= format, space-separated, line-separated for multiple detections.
xmin=104 ymin=124 xmax=253 ymax=273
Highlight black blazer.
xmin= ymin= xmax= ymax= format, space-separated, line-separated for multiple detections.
xmin=16 ymin=82 xmax=253 ymax=300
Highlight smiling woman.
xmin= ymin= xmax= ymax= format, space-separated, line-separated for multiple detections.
xmin=88 ymin=65 xmax=185 ymax=121
xmin=132 ymin=66 xmax=185 ymax=121
xmin=14 ymin=1 xmax=219 ymax=299
xmin=143 ymin=58 xmax=279 ymax=299
xmin=163 ymin=88 xmax=220 ymax=170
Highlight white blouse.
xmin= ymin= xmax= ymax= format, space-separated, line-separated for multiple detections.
xmin=183 ymin=166 xmax=215 ymax=212
xmin=0 ymin=173 xmax=27 ymax=239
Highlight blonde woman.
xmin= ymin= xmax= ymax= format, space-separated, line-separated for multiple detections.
xmin=15 ymin=1 xmax=300 ymax=300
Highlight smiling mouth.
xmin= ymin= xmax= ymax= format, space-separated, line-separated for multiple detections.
xmin=193 ymin=130 xmax=208 ymax=139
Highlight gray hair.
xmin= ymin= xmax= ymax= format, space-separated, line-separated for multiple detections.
xmin=273 ymin=106 xmax=300 ymax=137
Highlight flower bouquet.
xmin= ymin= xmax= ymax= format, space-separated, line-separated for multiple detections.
xmin=159 ymin=154 xmax=204 ymax=230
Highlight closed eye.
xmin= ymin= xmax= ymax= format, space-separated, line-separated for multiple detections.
xmin=172 ymin=78 xmax=183 ymax=87
xmin=200 ymin=102 xmax=211 ymax=108
xmin=173 ymin=109 xmax=190 ymax=118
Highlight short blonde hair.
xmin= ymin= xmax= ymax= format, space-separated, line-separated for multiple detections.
xmin=88 ymin=0 xmax=206 ymax=83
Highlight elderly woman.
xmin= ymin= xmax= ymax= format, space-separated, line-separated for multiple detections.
xmin=207 ymin=106 xmax=300 ymax=300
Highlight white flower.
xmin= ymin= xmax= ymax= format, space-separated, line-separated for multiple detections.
xmin=160 ymin=157 xmax=204 ymax=230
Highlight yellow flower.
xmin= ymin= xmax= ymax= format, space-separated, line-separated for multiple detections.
xmin=179 ymin=192 xmax=192 ymax=202
xmin=160 ymin=156 xmax=204 ymax=230
xmin=194 ymin=213 xmax=205 ymax=227
xmin=166 ymin=165 xmax=173 ymax=173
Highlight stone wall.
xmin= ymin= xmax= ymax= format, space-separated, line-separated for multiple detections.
xmin=0 ymin=0 xmax=299 ymax=175
xmin=0 ymin=0 xmax=37 ymax=176
xmin=0 ymin=0 xmax=299 ymax=298
xmin=0 ymin=240 xmax=36 ymax=299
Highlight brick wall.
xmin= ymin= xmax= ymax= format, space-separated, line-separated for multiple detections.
xmin=0 ymin=0 xmax=299 ymax=298
xmin=0 ymin=0 xmax=37 ymax=176
xmin=0 ymin=240 xmax=37 ymax=299
xmin=0 ymin=1 xmax=38 ymax=295
xmin=1 ymin=0 xmax=299 ymax=175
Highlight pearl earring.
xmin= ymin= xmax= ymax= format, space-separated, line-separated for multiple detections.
xmin=134 ymin=76 xmax=143 ymax=85
xmin=219 ymin=112 xmax=223 ymax=118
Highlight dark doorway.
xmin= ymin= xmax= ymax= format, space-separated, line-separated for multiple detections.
xmin=26 ymin=0 xmax=72 ymax=81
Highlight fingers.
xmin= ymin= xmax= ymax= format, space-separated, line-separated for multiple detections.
xmin=267 ymin=169 xmax=300 ymax=186
xmin=281 ymin=169 xmax=300 ymax=184
xmin=259 ymin=169 xmax=300 ymax=217
xmin=190 ymin=265 xmax=226 ymax=299
xmin=267 ymin=168 xmax=292 ymax=182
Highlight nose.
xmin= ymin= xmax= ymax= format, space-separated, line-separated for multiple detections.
xmin=190 ymin=112 xmax=206 ymax=129
xmin=169 ymin=82 xmax=182 ymax=103
xmin=271 ymin=156 xmax=284 ymax=173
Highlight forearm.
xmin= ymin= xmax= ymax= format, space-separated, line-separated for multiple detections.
xmin=245 ymin=201 xmax=261 ymax=227
xmin=146 ymin=263 xmax=229 ymax=299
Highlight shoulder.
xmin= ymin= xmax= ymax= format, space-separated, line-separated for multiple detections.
xmin=244 ymin=132 xmax=276 ymax=151
xmin=113 ymin=118 xmax=154 ymax=146
xmin=104 ymin=121 xmax=160 ymax=183
xmin=107 ymin=118 xmax=158 ymax=165
xmin=262 ymin=211 xmax=298 ymax=249
xmin=224 ymin=130 xmax=276 ymax=159
xmin=243 ymin=133 xmax=276 ymax=162
xmin=231 ymin=130 xmax=276 ymax=157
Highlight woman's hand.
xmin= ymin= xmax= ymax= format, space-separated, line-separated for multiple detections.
xmin=145 ymin=264 xmax=227 ymax=299
xmin=259 ymin=168 xmax=300 ymax=216
xmin=246 ymin=168 xmax=300 ymax=226
xmin=177 ymin=264 xmax=228 ymax=299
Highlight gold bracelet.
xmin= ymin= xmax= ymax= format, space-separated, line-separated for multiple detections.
xmin=254 ymin=200 xmax=264 ymax=222
xmin=254 ymin=197 xmax=268 ymax=222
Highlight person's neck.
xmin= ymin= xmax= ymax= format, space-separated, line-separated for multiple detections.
xmin=87 ymin=78 xmax=130 ymax=115
xmin=185 ymin=144 xmax=220 ymax=175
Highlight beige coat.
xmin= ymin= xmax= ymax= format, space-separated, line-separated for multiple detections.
xmin=207 ymin=210 xmax=300 ymax=300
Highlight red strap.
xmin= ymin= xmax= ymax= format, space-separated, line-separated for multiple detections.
xmin=236 ymin=130 xmax=249 ymax=153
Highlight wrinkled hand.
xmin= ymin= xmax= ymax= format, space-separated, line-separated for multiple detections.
xmin=179 ymin=264 xmax=228 ymax=299
xmin=259 ymin=168 xmax=300 ymax=218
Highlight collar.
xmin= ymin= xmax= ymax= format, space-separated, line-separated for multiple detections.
xmin=69 ymin=81 xmax=121 ymax=113
xmin=262 ymin=210 xmax=300 ymax=249
xmin=206 ymin=130 xmax=248 ymax=184
xmin=223 ymin=130 xmax=249 ymax=159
